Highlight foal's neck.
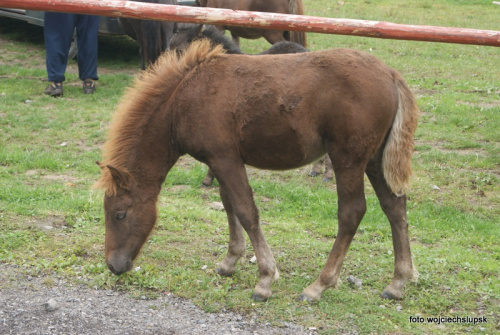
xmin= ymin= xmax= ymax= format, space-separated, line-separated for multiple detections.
xmin=131 ymin=111 xmax=179 ymax=197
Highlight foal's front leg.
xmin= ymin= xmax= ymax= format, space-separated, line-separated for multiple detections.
xmin=212 ymin=161 xmax=278 ymax=301
xmin=216 ymin=186 xmax=246 ymax=276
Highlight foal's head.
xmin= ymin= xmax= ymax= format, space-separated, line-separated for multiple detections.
xmin=96 ymin=163 xmax=158 ymax=275
xmin=94 ymin=40 xmax=225 ymax=276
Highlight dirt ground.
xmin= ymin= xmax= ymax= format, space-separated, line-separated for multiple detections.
xmin=0 ymin=264 xmax=316 ymax=335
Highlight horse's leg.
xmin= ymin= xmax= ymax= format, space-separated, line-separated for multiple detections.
xmin=262 ymin=30 xmax=287 ymax=45
xmin=202 ymin=168 xmax=215 ymax=187
xmin=139 ymin=46 xmax=146 ymax=70
xmin=230 ymin=32 xmax=240 ymax=46
xmin=298 ymin=166 xmax=367 ymax=301
xmin=365 ymin=157 xmax=418 ymax=299
xmin=161 ymin=21 xmax=175 ymax=51
xmin=216 ymin=184 xmax=246 ymax=276
xmin=323 ymin=155 xmax=334 ymax=182
xmin=211 ymin=160 xmax=278 ymax=301
xmin=308 ymin=158 xmax=323 ymax=177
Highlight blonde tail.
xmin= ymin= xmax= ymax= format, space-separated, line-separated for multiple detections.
xmin=382 ymin=73 xmax=419 ymax=196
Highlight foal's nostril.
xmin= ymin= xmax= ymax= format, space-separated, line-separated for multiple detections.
xmin=107 ymin=262 xmax=126 ymax=275
xmin=107 ymin=258 xmax=132 ymax=275
xmin=107 ymin=262 xmax=118 ymax=275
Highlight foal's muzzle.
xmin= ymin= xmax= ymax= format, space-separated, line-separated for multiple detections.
xmin=106 ymin=254 xmax=133 ymax=275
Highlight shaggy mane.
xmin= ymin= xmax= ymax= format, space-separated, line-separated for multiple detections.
xmin=94 ymin=40 xmax=225 ymax=195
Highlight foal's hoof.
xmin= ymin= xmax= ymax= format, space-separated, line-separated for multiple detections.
xmin=251 ymin=293 xmax=269 ymax=302
xmin=380 ymin=290 xmax=401 ymax=300
xmin=216 ymin=267 xmax=234 ymax=277
xmin=308 ymin=171 xmax=320 ymax=177
xmin=322 ymin=177 xmax=333 ymax=182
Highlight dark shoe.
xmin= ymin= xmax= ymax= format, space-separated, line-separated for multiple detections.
xmin=83 ymin=79 xmax=96 ymax=94
xmin=44 ymin=82 xmax=63 ymax=97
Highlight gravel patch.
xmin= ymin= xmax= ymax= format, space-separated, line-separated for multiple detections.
xmin=0 ymin=264 xmax=314 ymax=335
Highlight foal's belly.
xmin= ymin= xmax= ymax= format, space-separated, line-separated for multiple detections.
xmin=238 ymin=117 xmax=325 ymax=170
xmin=242 ymin=144 xmax=325 ymax=171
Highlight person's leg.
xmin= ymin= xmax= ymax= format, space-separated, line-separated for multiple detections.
xmin=44 ymin=12 xmax=76 ymax=83
xmin=75 ymin=14 xmax=100 ymax=81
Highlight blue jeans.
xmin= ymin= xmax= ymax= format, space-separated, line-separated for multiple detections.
xmin=44 ymin=12 xmax=100 ymax=82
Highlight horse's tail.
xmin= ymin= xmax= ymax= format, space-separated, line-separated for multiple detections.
xmin=288 ymin=0 xmax=307 ymax=47
xmin=382 ymin=72 xmax=419 ymax=197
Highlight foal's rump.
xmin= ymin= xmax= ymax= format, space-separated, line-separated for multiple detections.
xmin=173 ymin=48 xmax=402 ymax=171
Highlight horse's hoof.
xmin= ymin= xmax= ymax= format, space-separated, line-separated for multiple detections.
xmin=216 ymin=267 xmax=233 ymax=277
xmin=380 ymin=290 xmax=401 ymax=300
xmin=296 ymin=293 xmax=316 ymax=303
xmin=308 ymin=171 xmax=320 ymax=177
xmin=201 ymin=177 xmax=214 ymax=187
xmin=251 ymin=293 xmax=268 ymax=302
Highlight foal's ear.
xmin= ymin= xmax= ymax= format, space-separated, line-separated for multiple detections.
xmin=106 ymin=165 xmax=132 ymax=191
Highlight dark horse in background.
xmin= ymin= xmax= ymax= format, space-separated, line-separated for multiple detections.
xmin=119 ymin=0 xmax=177 ymax=69
xmin=170 ymin=23 xmax=308 ymax=55
xmin=170 ymin=23 xmax=319 ymax=186
xmin=195 ymin=0 xmax=307 ymax=47
xmin=95 ymin=40 xmax=419 ymax=302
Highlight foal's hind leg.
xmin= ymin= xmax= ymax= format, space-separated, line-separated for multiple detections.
xmin=298 ymin=166 xmax=367 ymax=301
xmin=211 ymin=160 xmax=278 ymax=301
xmin=366 ymin=158 xmax=418 ymax=299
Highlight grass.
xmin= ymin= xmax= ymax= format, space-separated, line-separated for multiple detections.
xmin=1 ymin=0 xmax=499 ymax=334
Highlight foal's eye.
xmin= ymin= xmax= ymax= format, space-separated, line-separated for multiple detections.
xmin=115 ymin=212 xmax=127 ymax=221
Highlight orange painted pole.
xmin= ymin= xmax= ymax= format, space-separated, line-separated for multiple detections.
xmin=0 ymin=0 xmax=499 ymax=47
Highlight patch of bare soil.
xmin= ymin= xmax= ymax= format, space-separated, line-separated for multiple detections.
xmin=29 ymin=215 xmax=68 ymax=231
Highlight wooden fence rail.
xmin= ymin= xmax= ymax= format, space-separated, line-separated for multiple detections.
xmin=0 ymin=0 xmax=499 ymax=47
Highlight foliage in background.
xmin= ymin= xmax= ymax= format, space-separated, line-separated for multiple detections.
xmin=0 ymin=1 xmax=498 ymax=334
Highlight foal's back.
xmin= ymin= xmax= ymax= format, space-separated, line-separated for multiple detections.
xmin=172 ymin=49 xmax=399 ymax=169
